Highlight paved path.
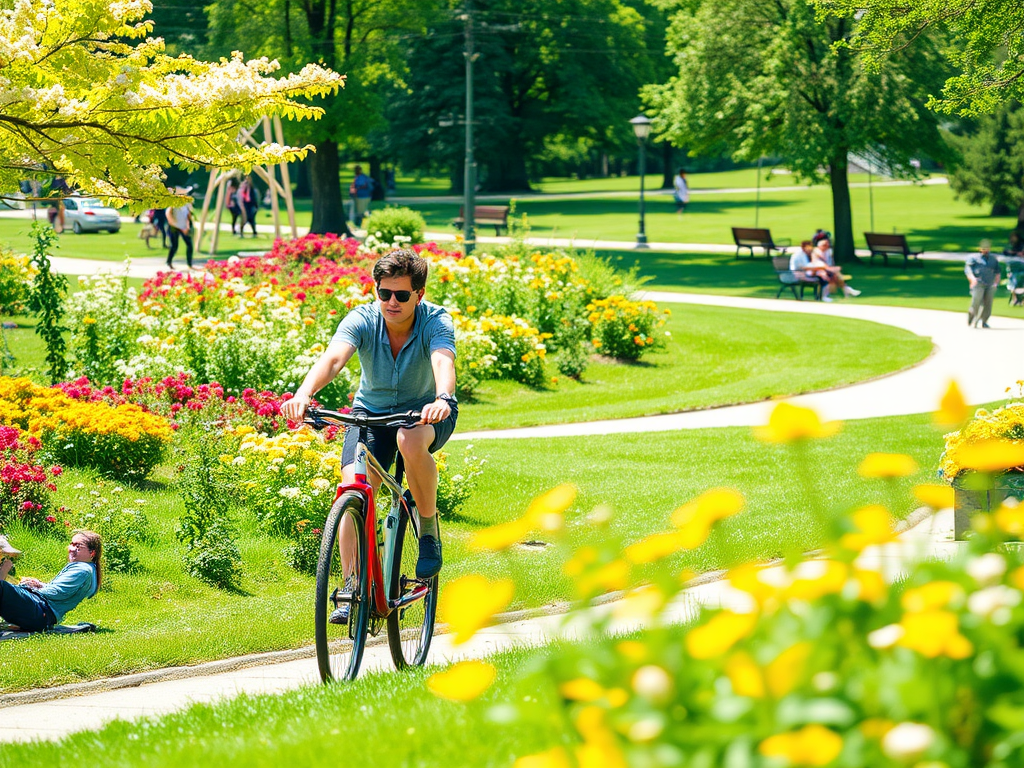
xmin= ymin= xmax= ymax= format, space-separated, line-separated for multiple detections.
xmin=454 ymin=292 xmax=1024 ymax=441
xmin=0 ymin=508 xmax=959 ymax=743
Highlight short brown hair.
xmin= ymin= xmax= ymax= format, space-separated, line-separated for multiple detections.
xmin=373 ymin=249 xmax=429 ymax=291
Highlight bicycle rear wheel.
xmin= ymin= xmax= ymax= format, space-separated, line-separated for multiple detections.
xmin=386 ymin=502 xmax=438 ymax=668
xmin=315 ymin=492 xmax=370 ymax=683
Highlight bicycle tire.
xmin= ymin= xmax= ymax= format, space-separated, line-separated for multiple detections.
xmin=315 ymin=492 xmax=370 ymax=683
xmin=386 ymin=503 xmax=438 ymax=668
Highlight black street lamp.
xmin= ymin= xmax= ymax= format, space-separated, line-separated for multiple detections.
xmin=630 ymin=115 xmax=652 ymax=248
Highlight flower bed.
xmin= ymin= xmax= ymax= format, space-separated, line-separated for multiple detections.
xmin=0 ymin=377 xmax=172 ymax=482
xmin=0 ymin=424 xmax=63 ymax=532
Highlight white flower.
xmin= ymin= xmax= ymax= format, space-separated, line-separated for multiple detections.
xmin=966 ymin=553 xmax=1006 ymax=585
xmin=278 ymin=487 xmax=300 ymax=499
xmin=631 ymin=665 xmax=672 ymax=703
xmin=968 ymin=585 xmax=1020 ymax=619
xmin=868 ymin=624 xmax=904 ymax=649
xmin=882 ymin=722 xmax=935 ymax=760
xmin=232 ymin=456 xmax=246 ymax=466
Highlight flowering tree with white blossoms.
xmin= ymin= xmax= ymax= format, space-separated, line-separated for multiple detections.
xmin=0 ymin=0 xmax=343 ymax=207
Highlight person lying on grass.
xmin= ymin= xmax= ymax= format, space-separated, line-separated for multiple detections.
xmin=0 ymin=531 xmax=101 ymax=632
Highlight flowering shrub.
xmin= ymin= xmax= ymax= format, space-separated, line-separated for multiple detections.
xmin=586 ymin=295 xmax=669 ymax=361
xmin=66 ymin=273 xmax=138 ymax=384
xmin=435 ymin=446 xmax=486 ymax=519
xmin=66 ymin=480 xmax=151 ymax=573
xmin=469 ymin=312 xmax=550 ymax=388
xmin=287 ymin=519 xmax=323 ymax=575
xmin=0 ymin=250 xmax=36 ymax=314
xmin=362 ymin=206 xmax=426 ymax=247
xmin=0 ymin=424 xmax=62 ymax=531
xmin=267 ymin=233 xmax=368 ymax=265
xmin=427 ymin=396 xmax=1024 ymax=768
xmin=941 ymin=384 xmax=1024 ymax=480
xmin=0 ymin=377 xmax=172 ymax=481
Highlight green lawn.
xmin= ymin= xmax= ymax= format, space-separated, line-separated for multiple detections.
xmin=458 ymin=305 xmax=930 ymax=431
xmin=602 ymin=250 xmax=1024 ymax=318
xmin=0 ymin=410 xmax=946 ymax=693
xmin=0 ymin=646 xmax=568 ymax=767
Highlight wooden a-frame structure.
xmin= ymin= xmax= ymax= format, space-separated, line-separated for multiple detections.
xmin=195 ymin=115 xmax=298 ymax=254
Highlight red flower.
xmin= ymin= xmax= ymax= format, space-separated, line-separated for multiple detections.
xmin=45 ymin=515 xmax=57 ymax=523
xmin=50 ymin=466 xmax=63 ymax=476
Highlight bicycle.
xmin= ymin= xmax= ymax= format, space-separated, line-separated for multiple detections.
xmin=303 ymin=407 xmax=439 ymax=682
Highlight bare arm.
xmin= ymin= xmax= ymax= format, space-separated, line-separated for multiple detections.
xmin=280 ymin=341 xmax=357 ymax=420
xmin=419 ymin=348 xmax=457 ymax=425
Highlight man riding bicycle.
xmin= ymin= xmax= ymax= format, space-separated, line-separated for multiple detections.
xmin=281 ymin=249 xmax=457 ymax=622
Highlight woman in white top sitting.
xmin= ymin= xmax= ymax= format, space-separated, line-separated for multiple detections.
xmin=811 ymin=234 xmax=861 ymax=300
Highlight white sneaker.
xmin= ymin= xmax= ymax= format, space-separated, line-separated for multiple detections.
xmin=845 ymin=287 xmax=861 ymax=297
xmin=822 ymin=296 xmax=834 ymax=303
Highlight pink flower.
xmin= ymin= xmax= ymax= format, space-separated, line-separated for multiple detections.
xmin=50 ymin=466 xmax=63 ymax=476
xmin=46 ymin=515 xmax=57 ymax=523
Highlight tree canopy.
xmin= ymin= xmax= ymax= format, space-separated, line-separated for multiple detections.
xmin=948 ymin=102 xmax=1024 ymax=227
xmin=0 ymin=0 xmax=342 ymax=208
xmin=645 ymin=0 xmax=949 ymax=262
xmin=815 ymin=0 xmax=1024 ymax=117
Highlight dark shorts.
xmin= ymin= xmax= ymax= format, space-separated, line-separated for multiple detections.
xmin=0 ymin=581 xmax=56 ymax=632
xmin=341 ymin=404 xmax=459 ymax=473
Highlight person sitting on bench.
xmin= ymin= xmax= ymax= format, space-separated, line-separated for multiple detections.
xmin=0 ymin=531 xmax=101 ymax=632
xmin=811 ymin=234 xmax=861 ymax=299
xmin=790 ymin=242 xmax=830 ymax=299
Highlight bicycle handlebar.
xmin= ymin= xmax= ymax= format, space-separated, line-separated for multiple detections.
xmin=303 ymin=407 xmax=422 ymax=431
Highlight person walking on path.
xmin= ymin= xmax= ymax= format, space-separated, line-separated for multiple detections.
xmin=225 ymin=177 xmax=241 ymax=236
xmin=673 ymin=169 xmax=690 ymax=214
xmin=350 ymin=165 xmax=373 ymax=227
xmin=966 ymin=240 xmax=1001 ymax=329
xmin=237 ymin=176 xmax=258 ymax=238
xmin=165 ymin=190 xmax=195 ymax=270
xmin=281 ymin=249 xmax=457 ymax=618
xmin=0 ymin=531 xmax=101 ymax=632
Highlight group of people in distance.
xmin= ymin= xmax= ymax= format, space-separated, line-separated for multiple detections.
xmin=965 ymin=233 xmax=1024 ymax=328
xmin=789 ymin=230 xmax=862 ymax=302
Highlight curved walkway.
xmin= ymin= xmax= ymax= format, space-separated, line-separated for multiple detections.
xmin=454 ymin=292 xmax=1024 ymax=441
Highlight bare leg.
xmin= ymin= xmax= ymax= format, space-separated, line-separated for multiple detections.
xmin=397 ymin=425 xmax=439 ymax=520
xmin=0 ymin=559 xmax=13 ymax=581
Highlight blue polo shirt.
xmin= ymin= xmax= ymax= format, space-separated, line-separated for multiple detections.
xmin=331 ymin=300 xmax=456 ymax=413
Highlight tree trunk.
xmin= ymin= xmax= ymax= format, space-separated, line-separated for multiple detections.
xmin=309 ymin=139 xmax=352 ymax=236
xmin=369 ymin=155 xmax=386 ymax=202
xmin=483 ymin=148 xmax=531 ymax=192
xmin=661 ymin=141 xmax=675 ymax=190
xmin=1017 ymin=199 xmax=1024 ymax=231
xmin=829 ymin=151 xmax=856 ymax=264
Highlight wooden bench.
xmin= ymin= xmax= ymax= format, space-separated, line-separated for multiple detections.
xmin=772 ymin=257 xmax=821 ymax=301
xmin=864 ymin=232 xmax=923 ymax=269
xmin=732 ymin=227 xmax=790 ymax=259
xmin=453 ymin=205 xmax=510 ymax=236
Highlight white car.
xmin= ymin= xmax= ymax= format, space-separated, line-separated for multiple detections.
xmin=63 ymin=197 xmax=121 ymax=234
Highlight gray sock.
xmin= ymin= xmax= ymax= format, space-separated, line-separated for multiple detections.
xmin=419 ymin=513 xmax=439 ymax=539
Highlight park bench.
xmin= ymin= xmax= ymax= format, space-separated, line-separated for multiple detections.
xmin=864 ymin=232 xmax=923 ymax=269
xmin=732 ymin=227 xmax=791 ymax=259
xmin=453 ymin=205 xmax=510 ymax=236
xmin=772 ymin=256 xmax=821 ymax=301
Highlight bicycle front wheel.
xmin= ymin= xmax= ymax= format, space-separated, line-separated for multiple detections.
xmin=386 ymin=505 xmax=438 ymax=668
xmin=315 ymin=492 xmax=370 ymax=683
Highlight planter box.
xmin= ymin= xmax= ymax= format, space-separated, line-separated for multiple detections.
xmin=953 ymin=473 xmax=1024 ymax=540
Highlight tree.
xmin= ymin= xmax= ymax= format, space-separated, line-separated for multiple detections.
xmin=386 ymin=0 xmax=655 ymax=192
xmin=814 ymin=0 xmax=1024 ymax=117
xmin=0 ymin=0 xmax=341 ymax=210
xmin=206 ymin=0 xmax=432 ymax=234
xmin=948 ymin=102 xmax=1024 ymax=227
xmin=644 ymin=0 xmax=949 ymax=263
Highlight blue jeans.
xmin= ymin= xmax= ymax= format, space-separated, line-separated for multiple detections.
xmin=0 ymin=581 xmax=55 ymax=631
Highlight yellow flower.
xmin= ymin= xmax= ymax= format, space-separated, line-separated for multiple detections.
xmin=913 ymin=483 xmax=955 ymax=510
xmin=467 ymin=517 xmax=531 ymax=552
xmin=754 ymin=403 xmax=841 ymax=443
xmin=438 ymin=574 xmax=514 ymax=645
xmin=995 ymin=503 xmax=1024 ymax=535
xmin=725 ymin=652 xmax=765 ymax=697
xmin=786 ymin=560 xmax=848 ymax=601
xmin=513 ymin=748 xmax=572 ymax=768
xmin=898 ymin=610 xmax=973 ymax=659
xmin=686 ymin=611 xmax=757 ymax=659
xmin=901 ymin=581 xmax=962 ymax=612
xmin=840 ymin=506 xmax=897 ymax=551
xmin=578 ymin=560 xmax=630 ymax=595
xmin=934 ymin=380 xmax=969 ymax=427
xmin=83 ymin=316 xmax=97 ymax=325
xmin=858 ymin=452 xmax=919 ymax=479
xmin=958 ymin=440 xmax=1024 ymax=473
xmin=470 ymin=484 xmax=576 ymax=551
xmin=624 ymin=529 xmax=695 ymax=564
xmin=759 ymin=725 xmax=843 ymax=766
xmin=524 ymin=483 xmax=577 ymax=527
xmin=612 ymin=585 xmax=667 ymax=620
xmin=427 ymin=660 xmax=496 ymax=701
xmin=765 ymin=642 xmax=812 ymax=698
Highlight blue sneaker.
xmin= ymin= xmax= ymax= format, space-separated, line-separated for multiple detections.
xmin=416 ymin=535 xmax=442 ymax=579
xmin=329 ymin=576 xmax=356 ymax=625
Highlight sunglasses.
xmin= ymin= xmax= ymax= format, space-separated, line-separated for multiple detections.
xmin=377 ymin=288 xmax=415 ymax=303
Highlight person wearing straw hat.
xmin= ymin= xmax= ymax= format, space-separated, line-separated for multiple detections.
xmin=965 ymin=239 xmax=1001 ymax=329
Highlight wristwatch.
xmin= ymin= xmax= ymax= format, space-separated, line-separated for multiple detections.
xmin=436 ymin=392 xmax=458 ymax=407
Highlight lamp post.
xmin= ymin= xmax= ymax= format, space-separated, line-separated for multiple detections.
xmin=629 ymin=115 xmax=651 ymax=248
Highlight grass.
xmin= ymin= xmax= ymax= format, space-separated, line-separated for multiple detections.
xmin=0 ymin=645 xmax=570 ymax=766
xmin=0 ymin=410 xmax=946 ymax=693
xmin=601 ymin=249 xmax=1024 ymax=319
xmin=457 ymin=305 xmax=931 ymax=431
